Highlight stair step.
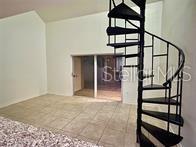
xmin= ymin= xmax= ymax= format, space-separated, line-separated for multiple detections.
xmin=123 ymin=65 xmax=138 ymax=68
xmin=139 ymin=133 xmax=155 ymax=147
xmin=132 ymin=0 xmax=146 ymax=8
xmin=142 ymin=110 xmax=184 ymax=126
xmin=153 ymin=54 xmax=168 ymax=57
xmin=142 ymin=121 xmax=183 ymax=146
xmin=170 ymin=95 xmax=181 ymax=99
xmin=144 ymin=45 xmax=153 ymax=48
xmin=143 ymin=97 xmax=180 ymax=105
xmin=138 ymin=45 xmax=153 ymax=48
xmin=143 ymin=84 xmax=169 ymax=90
xmin=143 ymin=74 xmax=154 ymax=79
xmin=107 ymin=27 xmax=140 ymax=35
xmin=115 ymin=53 xmax=139 ymax=58
xmin=107 ymin=42 xmax=140 ymax=48
xmin=108 ymin=3 xmax=142 ymax=21
xmin=126 ymin=39 xmax=139 ymax=41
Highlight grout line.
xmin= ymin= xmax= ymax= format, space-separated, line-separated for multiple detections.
xmin=63 ymin=102 xmax=93 ymax=123
xmin=61 ymin=102 xmax=107 ymax=138
xmin=78 ymin=134 xmax=99 ymax=144
xmin=125 ymin=105 xmax=132 ymax=133
xmin=75 ymin=104 xmax=107 ymax=138
xmin=2 ymin=96 xmax=131 ymax=146
xmin=97 ymin=102 xmax=120 ymax=145
xmin=60 ymin=110 xmax=89 ymax=132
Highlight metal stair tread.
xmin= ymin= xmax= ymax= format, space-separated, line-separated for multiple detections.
xmin=107 ymin=27 xmax=140 ymax=35
xmin=139 ymin=132 xmax=155 ymax=147
xmin=107 ymin=42 xmax=140 ymax=48
xmin=143 ymin=74 xmax=154 ymax=79
xmin=115 ymin=53 xmax=139 ymax=58
xmin=132 ymin=0 xmax=146 ymax=8
xmin=123 ymin=65 xmax=138 ymax=68
xmin=108 ymin=3 xmax=142 ymax=20
xmin=143 ymin=97 xmax=180 ymax=105
xmin=142 ymin=121 xmax=183 ymax=146
xmin=142 ymin=110 xmax=184 ymax=126
xmin=143 ymin=84 xmax=169 ymax=90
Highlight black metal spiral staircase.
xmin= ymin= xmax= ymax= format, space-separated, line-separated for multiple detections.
xmin=106 ymin=0 xmax=185 ymax=146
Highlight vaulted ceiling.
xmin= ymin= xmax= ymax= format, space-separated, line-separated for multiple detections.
xmin=0 ymin=0 xmax=161 ymax=22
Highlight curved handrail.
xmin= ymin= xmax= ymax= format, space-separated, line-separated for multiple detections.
xmin=163 ymin=45 xmax=185 ymax=86
xmin=127 ymin=20 xmax=185 ymax=86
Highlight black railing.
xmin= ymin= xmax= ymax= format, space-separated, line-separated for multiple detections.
xmin=108 ymin=0 xmax=185 ymax=141
xmin=109 ymin=0 xmax=185 ymax=88
xmin=127 ymin=17 xmax=185 ymax=136
xmin=126 ymin=20 xmax=185 ymax=87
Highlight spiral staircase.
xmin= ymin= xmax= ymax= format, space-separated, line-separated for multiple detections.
xmin=106 ymin=0 xmax=185 ymax=146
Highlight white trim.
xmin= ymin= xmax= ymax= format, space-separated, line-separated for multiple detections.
xmin=94 ymin=55 xmax=97 ymax=98
xmin=72 ymin=57 xmax=74 ymax=96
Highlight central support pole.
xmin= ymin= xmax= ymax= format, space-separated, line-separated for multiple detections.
xmin=137 ymin=1 xmax=146 ymax=142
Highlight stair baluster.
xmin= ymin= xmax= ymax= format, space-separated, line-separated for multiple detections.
xmin=106 ymin=0 xmax=185 ymax=146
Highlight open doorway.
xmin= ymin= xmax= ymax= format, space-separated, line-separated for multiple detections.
xmin=97 ymin=55 xmax=122 ymax=101
xmin=72 ymin=55 xmax=122 ymax=101
xmin=73 ymin=56 xmax=94 ymax=97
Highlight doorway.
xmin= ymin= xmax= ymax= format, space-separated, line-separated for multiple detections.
xmin=72 ymin=55 xmax=122 ymax=101
xmin=97 ymin=55 xmax=122 ymax=101
xmin=73 ymin=56 xmax=94 ymax=97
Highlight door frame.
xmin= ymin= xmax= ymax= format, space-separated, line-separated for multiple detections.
xmin=72 ymin=53 xmax=123 ymax=99
xmin=72 ymin=55 xmax=96 ymax=97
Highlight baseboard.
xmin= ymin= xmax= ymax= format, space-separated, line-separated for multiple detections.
xmin=0 ymin=93 xmax=47 ymax=108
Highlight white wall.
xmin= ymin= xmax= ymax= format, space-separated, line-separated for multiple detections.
xmin=0 ymin=24 xmax=2 ymax=100
xmin=122 ymin=1 xmax=163 ymax=104
xmin=46 ymin=1 xmax=163 ymax=102
xmin=161 ymin=0 xmax=196 ymax=146
xmin=0 ymin=11 xmax=47 ymax=107
xmin=46 ymin=11 xmax=111 ymax=96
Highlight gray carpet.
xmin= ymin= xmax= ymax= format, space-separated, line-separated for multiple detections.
xmin=0 ymin=117 xmax=100 ymax=147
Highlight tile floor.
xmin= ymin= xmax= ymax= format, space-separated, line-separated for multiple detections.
xmin=75 ymin=88 xmax=121 ymax=101
xmin=0 ymin=94 xmax=177 ymax=147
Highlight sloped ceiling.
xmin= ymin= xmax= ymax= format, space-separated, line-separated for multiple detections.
xmin=0 ymin=0 xmax=162 ymax=22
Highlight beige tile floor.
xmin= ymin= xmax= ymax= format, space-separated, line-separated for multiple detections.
xmin=0 ymin=94 xmax=177 ymax=147
xmin=75 ymin=89 xmax=121 ymax=101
